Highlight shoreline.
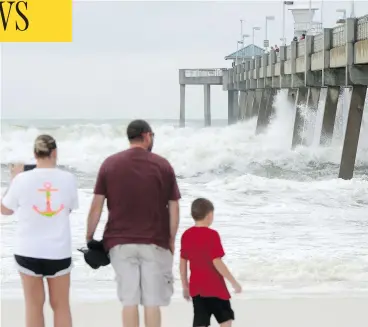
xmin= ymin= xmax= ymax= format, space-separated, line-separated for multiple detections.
xmin=2 ymin=280 xmax=368 ymax=302
xmin=3 ymin=291 xmax=368 ymax=302
xmin=2 ymin=297 xmax=368 ymax=327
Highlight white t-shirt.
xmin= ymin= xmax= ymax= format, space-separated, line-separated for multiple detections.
xmin=2 ymin=168 xmax=78 ymax=260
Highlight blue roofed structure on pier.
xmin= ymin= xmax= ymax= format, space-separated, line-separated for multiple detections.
xmin=225 ymin=44 xmax=265 ymax=62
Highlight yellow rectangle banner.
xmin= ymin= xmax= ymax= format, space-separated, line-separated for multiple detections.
xmin=0 ymin=0 xmax=72 ymax=42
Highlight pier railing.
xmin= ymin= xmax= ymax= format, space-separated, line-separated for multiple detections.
xmin=357 ymin=15 xmax=368 ymax=40
xmin=180 ymin=14 xmax=368 ymax=89
xmin=332 ymin=24 xmax=345 ymax=47
xmin=222 ymin=14 xmax=368 ymax=90
xmin=295 ymin=22 xmax=323 ymax=35
xmin=184 ymin=69 xmax=225 ymax=77
xmin=313 ymin=34 xmax=324 ymax=52
xmin=296 ymin=40 xmax=305 ymax=57
xmin=286 ymin=45 xmax=292 ymax=60
xmin=179 ymin=68 xmax=226 ymax=85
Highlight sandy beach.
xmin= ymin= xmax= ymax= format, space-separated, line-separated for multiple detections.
xmin=1 ymin=297 xmax=368 ymax=327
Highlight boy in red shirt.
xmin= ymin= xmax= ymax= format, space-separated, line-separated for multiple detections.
xmin=180 ymin=198 xmax=242 ymax=327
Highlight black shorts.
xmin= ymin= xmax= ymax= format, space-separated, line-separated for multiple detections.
xmin=14 ymin=255 xmax=72 ymax=278
xmin=192 ymin=295 xmax=234 ymax=327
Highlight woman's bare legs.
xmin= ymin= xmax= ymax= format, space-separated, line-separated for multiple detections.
xmin=20 ymin=273 xmax=45 ymax=327
xmin=47 ymin=273 xmax=72 ymax=327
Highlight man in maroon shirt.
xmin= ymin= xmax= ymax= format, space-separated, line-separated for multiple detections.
xmin=86 ymin=120 xmax=181 ymax=327
xmin=180 ymin=198 xmax=241 ymax=327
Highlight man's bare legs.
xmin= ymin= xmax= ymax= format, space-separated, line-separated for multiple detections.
xmin=123 ymin=305 xmax=139 ymax=327
xmin=144 ymin=306 xmax=161 ymax=327
xmin=47 ymin=273 xmax=72 ymax=327
xmin=20 ymin=273 xmax=45 ymax=327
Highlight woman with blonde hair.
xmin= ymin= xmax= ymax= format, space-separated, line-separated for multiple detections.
xmin=1 ymin=134 xmax=78 ymax=327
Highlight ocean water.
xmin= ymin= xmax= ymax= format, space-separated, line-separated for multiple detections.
xmin=1 ymin=90 xmax=368 ymax=301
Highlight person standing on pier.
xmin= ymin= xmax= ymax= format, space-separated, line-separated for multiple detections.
xmin=85 ymin=119 xmax=181 ymax=327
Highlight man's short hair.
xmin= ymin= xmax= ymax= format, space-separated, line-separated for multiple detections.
xmin=191 ymin=198 xmax=214 ymax=221
xmin=127 ymin=120 xmax=152 ymax=142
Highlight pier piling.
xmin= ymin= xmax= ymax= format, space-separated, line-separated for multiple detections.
xmin=204 ymin=85 xmax=211 ymax=127
xmin=239 ymin=91 xmax=247 ymax=120
xmin=292 ymin=87 xmax=308 ymax=149
xmin=245 ymin=91 xmax=255 ymax=119
xmin=255 ymin=89 xmax=270 ymax=134
xmin=304 ymin=87 xmax=321 ymax=146
xmin=228 ymin=90 xmax=236 ymax=124
xmin=256 ymin=89 xmax=276 ymax=134
xmin=320 ymin=86 xmax=340 ymax=145
xmin=253 ymin=90 xmax=263 ymax=117
xmin=180 ymin=84 xmax=185 ymax=127
xmin=338 ymin=85 xmax=367 ymax=180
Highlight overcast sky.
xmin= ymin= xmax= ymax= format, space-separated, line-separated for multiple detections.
xmin=1 ymin=0 xmax=367 ymax=120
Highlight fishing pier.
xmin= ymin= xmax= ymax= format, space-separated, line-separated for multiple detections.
xmin=179 ymin=13 xmax=368 ymax=180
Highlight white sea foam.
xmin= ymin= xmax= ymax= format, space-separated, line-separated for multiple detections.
xmin=1 ymin=90 xmax=368 ymax=299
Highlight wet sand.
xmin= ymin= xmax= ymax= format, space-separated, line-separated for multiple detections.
xmin=1 ymin=297 xmax=368 ymax=327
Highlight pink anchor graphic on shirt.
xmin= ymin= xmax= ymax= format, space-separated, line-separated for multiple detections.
xmin=32 ymin=182 xmax=65 ymax=217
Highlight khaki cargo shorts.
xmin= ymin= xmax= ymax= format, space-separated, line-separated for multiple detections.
xmin=109 ymin=244 xmax=174 ymax=306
